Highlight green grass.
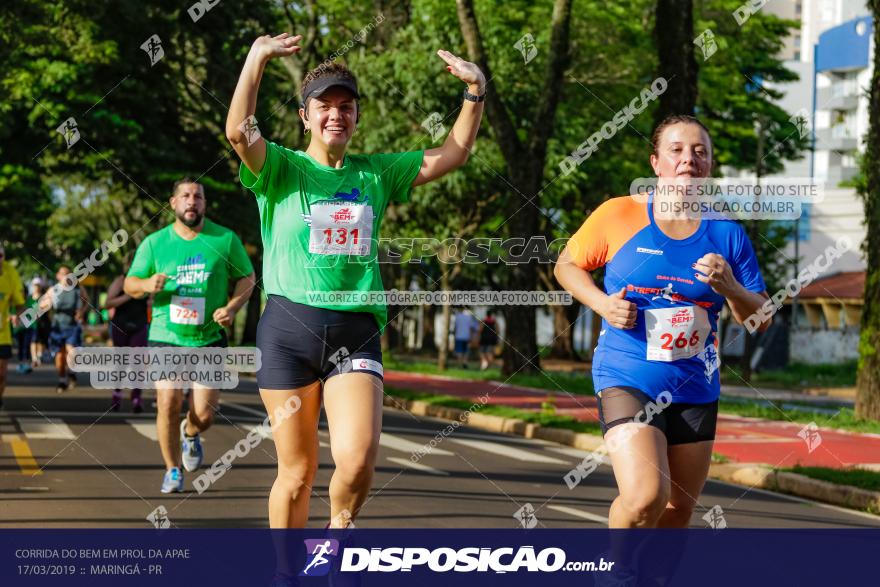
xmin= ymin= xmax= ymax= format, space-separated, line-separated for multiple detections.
xmin=383 ymin=355 xmax=594 ymax=395
xmin=717 ymin=399 xmax=880 ymax=434
xmin=784 ymin=466 xmax=880 ymax=493
xmin=385 ymin=387 xmax=602 ymax=436
xmin=384 ymin=354 xmax=875 ymax=434
xmin=720 ymin=362 xmax=857 ymax=389
xmin=385 ymin=356 xmax=857 ymax=396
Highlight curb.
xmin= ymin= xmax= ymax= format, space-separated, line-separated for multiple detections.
xmin=382 ymin=393 xmax=880 ymax=515
xmin=709 ymin=465 xmax=880 ymax=514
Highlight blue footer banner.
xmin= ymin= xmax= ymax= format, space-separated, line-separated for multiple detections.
xmin=2 ymin=529 xmax=878 ymax=586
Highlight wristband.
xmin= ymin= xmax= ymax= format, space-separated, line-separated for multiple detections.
xmin=463 ymin=88 xmax=486 ymax=102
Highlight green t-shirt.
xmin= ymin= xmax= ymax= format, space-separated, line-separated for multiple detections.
xmin=127 ymin=219 xmax=254 ymax=346
xmin=239 ymin=141 xmax=424 ymax=330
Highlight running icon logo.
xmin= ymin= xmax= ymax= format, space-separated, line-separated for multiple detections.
xmin=789 ymin=108 xmax=811 ymax=139
xmin=56 ymin=117 xmax=80 ymax=149
xmin=238 ymin=114 xmax=261 ymax=146
xmin=300 ymin=539 xmax=340 ymax=577
xmin=146 ymin=505 xmax=171 ymax=529
xmin=514 ymin=33 xmax=538 ymax=64
xmin=797 ymin=422 xmax=822 ymax=453
xmin=513 ymin=503 xmax=538 ymax=529
xmin=140 ymin=34 xmax=164 ymax=66
xmin=421 ymin=112 xmax=446 ymax=142
xmin=328 ymin=346 xmax=352 ymax=374
xmin=698 ymin=344 xmax=719 ymax=384
xmin=693 ymin=29 xmax=718 ymax=61
xmin=651 ymin=283 xmax=676 ymax=303
xmin=702 ymin=505 xmax=727 ymax=530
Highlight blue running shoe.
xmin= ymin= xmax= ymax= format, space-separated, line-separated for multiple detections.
xmin=180 ymin=418 xmax=203 ymax=472
xmin=161 ymin=467 xmax=184 ymax=493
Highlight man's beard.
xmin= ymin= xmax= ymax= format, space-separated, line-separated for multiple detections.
xmin=177 ymin=210 xmax=203 ymax=228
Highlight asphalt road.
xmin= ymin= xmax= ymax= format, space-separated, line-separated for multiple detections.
xmin=2 ymin=366 xmax=879 ymax=529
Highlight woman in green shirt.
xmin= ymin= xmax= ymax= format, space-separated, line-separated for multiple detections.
xmin=227 ymin=33 xmax=484 ymax=533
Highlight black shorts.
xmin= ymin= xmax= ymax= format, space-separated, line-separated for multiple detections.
xmin=148 ymin=331 xmax=228 ymax=348
xmin=0 ymin=345 xmax=11 ymax=360
xmin=257 ymin=295 xmax=383 ymax=389
xmin=597 ymin=386 xmax=717 ymax=445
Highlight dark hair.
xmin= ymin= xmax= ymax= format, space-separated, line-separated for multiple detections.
xmin=651 ymin=115 xmax=712 ymax=156
xmin=171 ymin=177 xmax=203 ymax=197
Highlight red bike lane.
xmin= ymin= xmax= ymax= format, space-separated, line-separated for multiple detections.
xmin=385 ymin=370 xmax=880 ymax=468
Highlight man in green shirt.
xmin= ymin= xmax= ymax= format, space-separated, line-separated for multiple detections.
xmin=226 ymin=29 xmax=485 ymax=545
xmin=125 ymin=179 xmax=255 ymax=493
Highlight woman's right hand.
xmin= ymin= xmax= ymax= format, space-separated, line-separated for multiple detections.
xmin=599 ymin=287 xmax=637 ymax=329
xmin=250 ymin=33 xmax=302 ymax=63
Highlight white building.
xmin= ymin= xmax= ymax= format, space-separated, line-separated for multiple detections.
xmin=721 ymin=2 xmax=870 ymax=365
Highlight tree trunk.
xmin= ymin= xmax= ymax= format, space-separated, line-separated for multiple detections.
xmin=500 ymin=170 xmax=542 ymax=375
xmin=856 ymin=0 xmax=880 ymax=420
xmin=455 ymin=0 xmax=572 ymax=377
xmin=546 ymin=302 xmax=581 ymax=360
xmin=422 ymin=302 xmax=437 ymax=351
xmin=654 ymin=0 xmax=698 ymax=122
xmin=539 ymin=263 xmax=580 ymax=360
xmin=438 ymin=271 xmax=452 ymax=371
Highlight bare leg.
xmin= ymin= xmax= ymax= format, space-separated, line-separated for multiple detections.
xmin=156 ymin=386 xmax=183 ymax=471
xmin=184 ymin=384 xmax=219 ymax=436
xmin=656 ymin=440 xmax=714 ymax=528
xmin=606 ymin=424 xmax=670 ymax=528
xmin=323 ymin=372 xmax=383 ymax=528
xmin=260 ymin=383 xmax=322 ymax=528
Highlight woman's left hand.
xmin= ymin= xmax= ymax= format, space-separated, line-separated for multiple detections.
xmin=437 ymin=50 xmax=486 ymax=92
xmin=693 ymin=253 xmax=740 ymax=298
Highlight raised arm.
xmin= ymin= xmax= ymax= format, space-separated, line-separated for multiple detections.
xmin=104 ymin=276 xmax=131 ymax=309
xmin=412 ymin=50 xmax=486 ymax=187
xmin=226 ymin=33 xmax=302 ymax=176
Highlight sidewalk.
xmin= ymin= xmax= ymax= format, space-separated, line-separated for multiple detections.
xmin=384 ymin=370 xmax=880 ymax=469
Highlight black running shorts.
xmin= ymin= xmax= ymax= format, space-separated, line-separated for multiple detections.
xmin=597 ymin=386 xmax=717 ymax=445
xmin=256 ymin=295 xmax=383 ymax=389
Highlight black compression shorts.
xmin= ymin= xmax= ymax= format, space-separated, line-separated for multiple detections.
xmin=597 ymin=386 xmax=717 ymax=445
xmin=256 ymin=295 xmax=383 ymax=389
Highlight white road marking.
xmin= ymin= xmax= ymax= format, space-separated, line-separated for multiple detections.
xmin=447 ymin=438 xmax=567 ymax=464
xmin=126 ymin=420 xmax=158 ymax=441
xmin=546 ymin=505 xmax=608 ymax=524
xmin=17 ymin=418 xmax=75 ymax=440
xmin=380 ymin=433 xmax=453 ymax=456
xmin=546 ymin=446 xmax=611 ymax=464
xmin=387 ymin=456 xmax=449 ymax=476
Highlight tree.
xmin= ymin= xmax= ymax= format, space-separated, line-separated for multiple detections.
xmin=855 ymin=0 xmax=880 ymax=420
xmin=654 ymin=0 xmax=698 ymax=121
xmin=454 ymin=0 xmax=573 ymax=375
xmin=695 ymin=1 xmax=808 ymax=379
